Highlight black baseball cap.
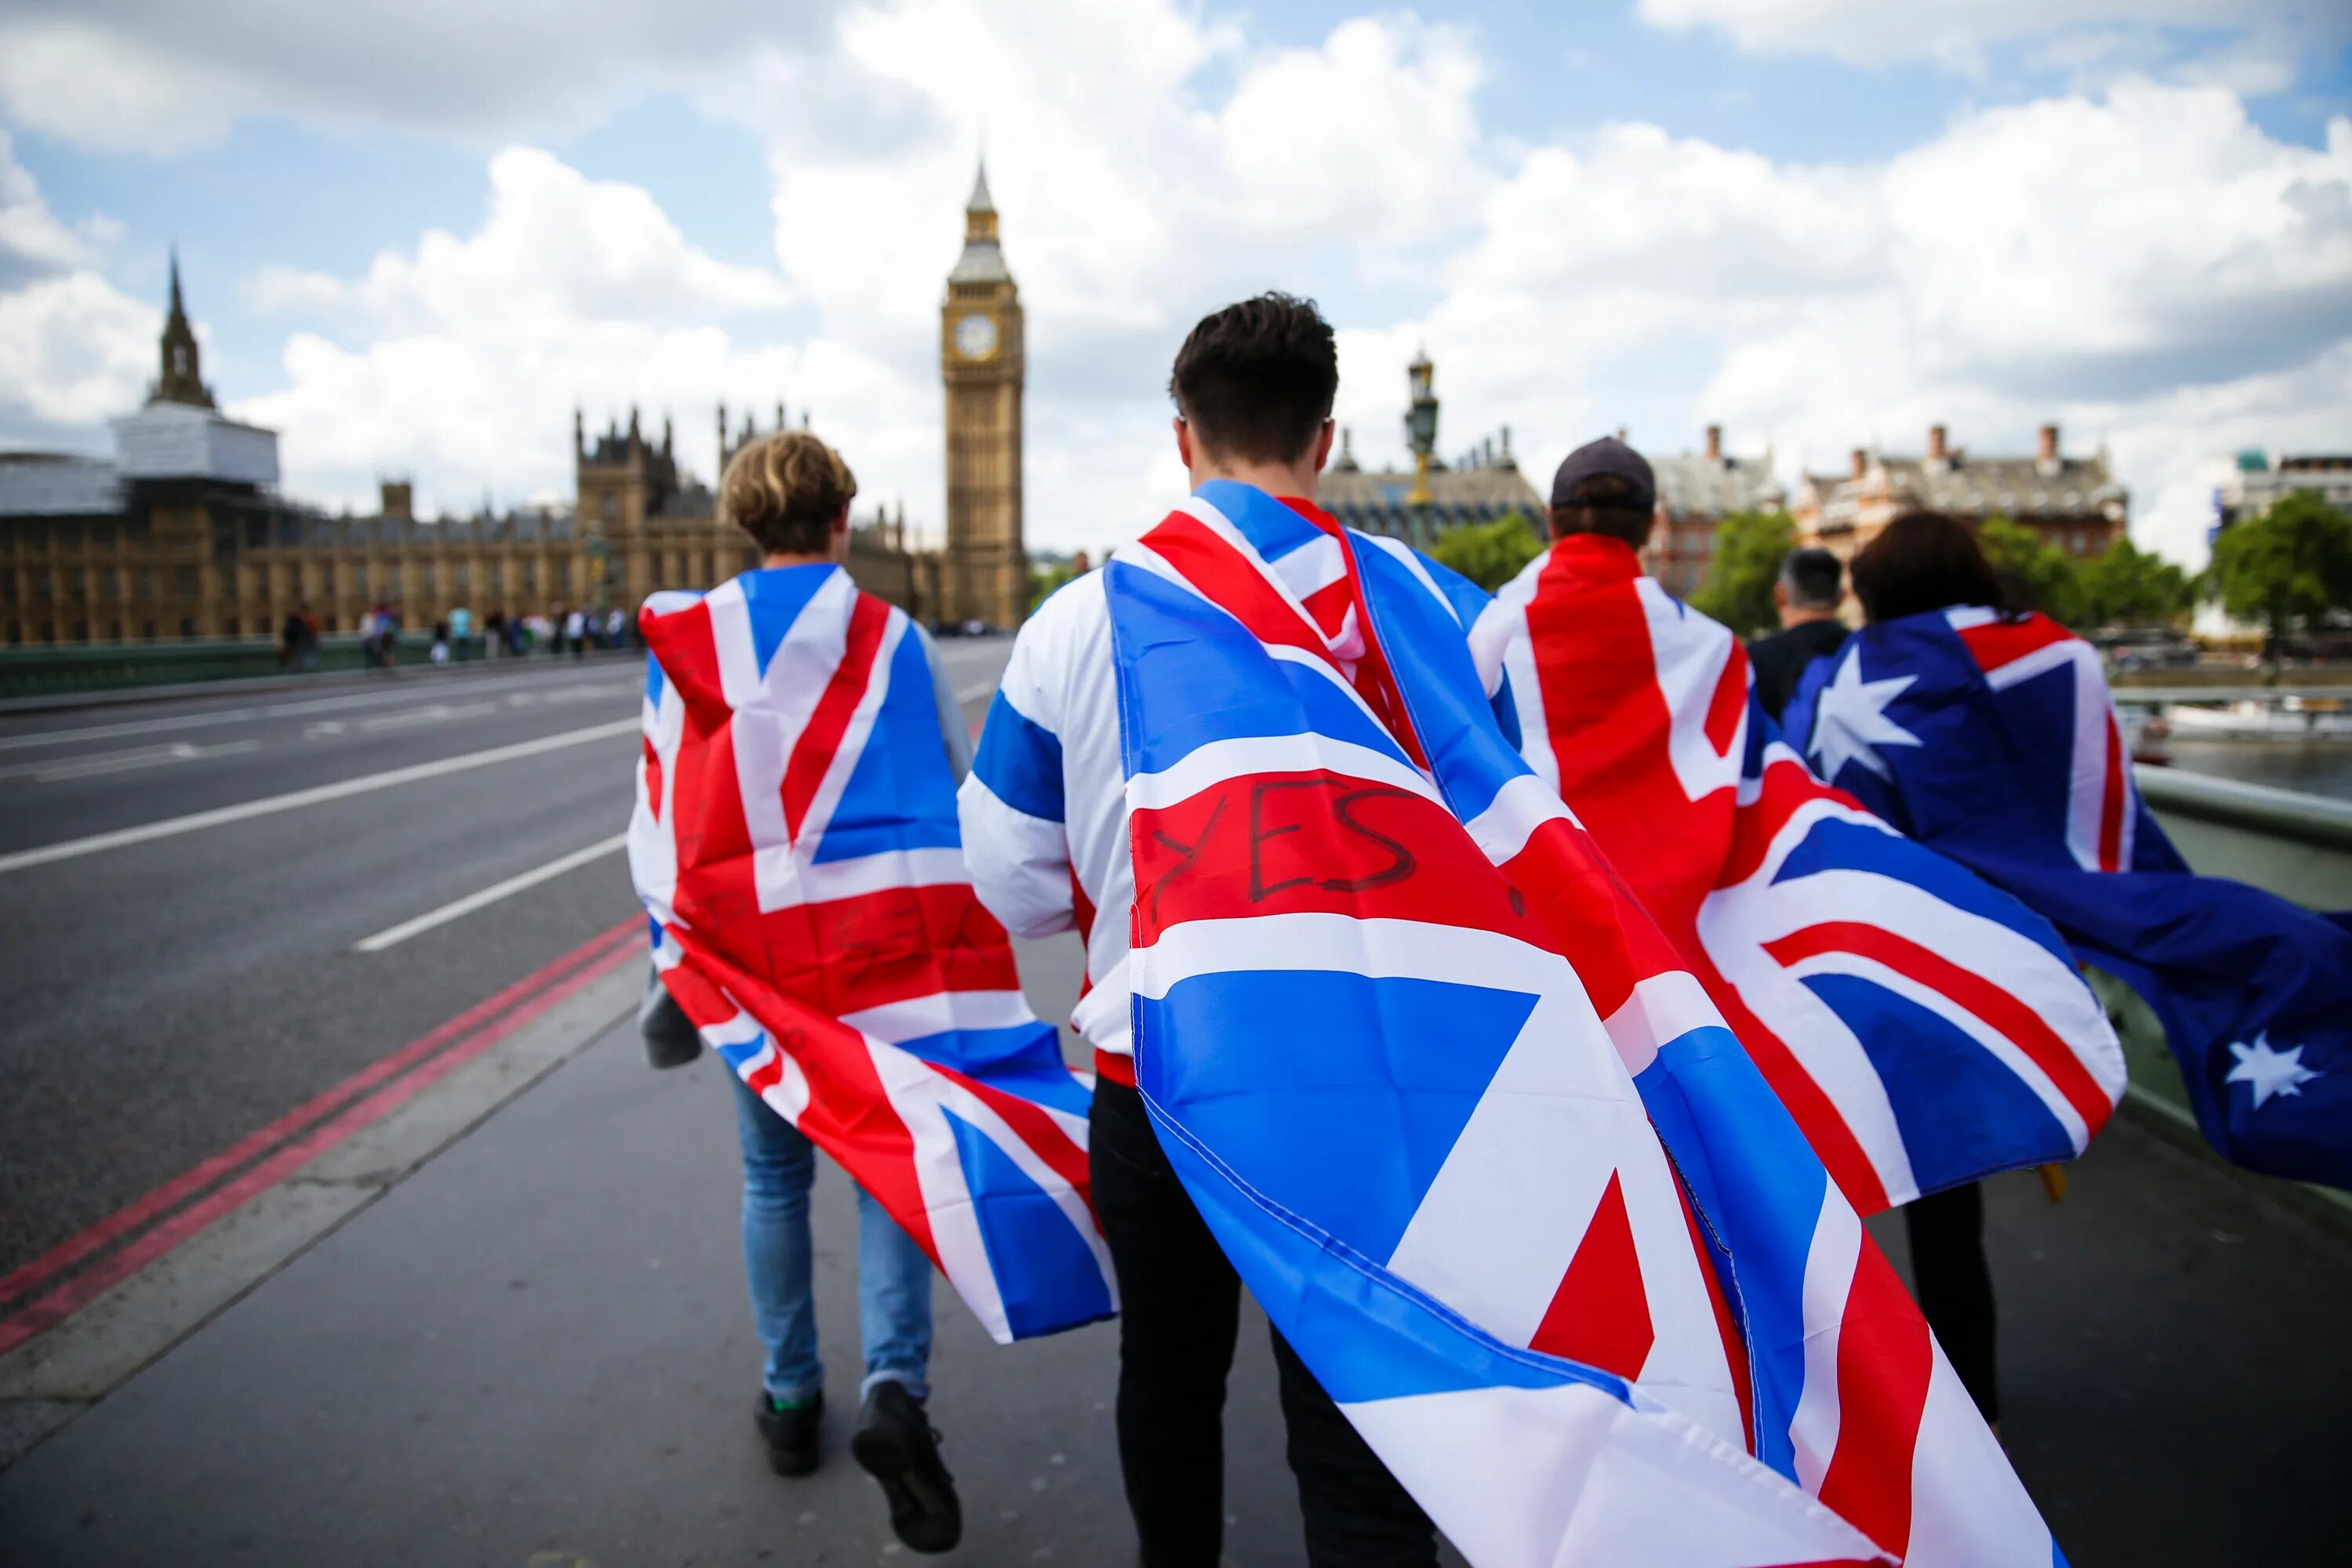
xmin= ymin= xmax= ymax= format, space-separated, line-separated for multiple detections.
xmin=1550 ymin=436 xmax=1656 ymax=512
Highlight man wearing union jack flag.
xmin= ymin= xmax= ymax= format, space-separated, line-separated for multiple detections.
xmin=632 ymin=431 xmax=1117 ymax=1555
xmin=970 ymin=294 xmax=2068 ymax=1566
xmin=963 ymin=296 xmax=1450 ymax=1565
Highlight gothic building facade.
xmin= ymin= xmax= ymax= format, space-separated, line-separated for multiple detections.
xmin=0 ymin=265 xmax=933 ymax=648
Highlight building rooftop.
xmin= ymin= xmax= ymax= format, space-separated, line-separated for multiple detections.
xmin=1803 ymin=426 xmax=2125 ymax=523
xmin=1652 ymin=450 xmax=1784 ymax=518
xmin=0 ymin=453 xmax=126 ymax=518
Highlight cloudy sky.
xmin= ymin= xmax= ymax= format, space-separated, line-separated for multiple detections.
xmin=1 ymin=1 xmax=2347 ymax=565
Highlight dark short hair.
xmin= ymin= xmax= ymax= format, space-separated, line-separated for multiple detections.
xmin=1548 ymin=474 xmax=1655 ymax=549
xmin=1779 ymin=546 xmax=1843 ymax=610
xmin=1169 ymin=292 xmax=1338 ymax=466
xmin=1849 ymin=511 xmax=2008 ymax=624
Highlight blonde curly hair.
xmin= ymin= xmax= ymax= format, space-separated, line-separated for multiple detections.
xmin=720 ymin=430 xmax=858 ymax=557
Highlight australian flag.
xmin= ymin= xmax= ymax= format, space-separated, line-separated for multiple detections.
xmin=1107 ymin=482 xmax=2059 ymax=1566
xmin=630 ymin=564 xmax=1116 ymax=1341
xmin=1788 ymin=606 xmax=2352 ymax=1189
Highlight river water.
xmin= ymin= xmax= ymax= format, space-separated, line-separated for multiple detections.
xmin=2161 ymin=738 xmax=2352 ymax=801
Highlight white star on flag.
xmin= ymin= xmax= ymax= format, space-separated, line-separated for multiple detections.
xmin=1807 ymin=647 xmax=1924 ymax=782
xmin=2225 ymin=1033 xmax=2321 ymax=1109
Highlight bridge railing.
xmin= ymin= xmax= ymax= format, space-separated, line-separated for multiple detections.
xmin=2092 ymin=765 xmax=2352 ymax=1226
xmin=0 ymin=633 xmax=492 ymax=700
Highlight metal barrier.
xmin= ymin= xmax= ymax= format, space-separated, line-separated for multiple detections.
xmin=2095 ymin=765 xmax=2352 ymax=1226
xmin=2136 ymin=765 xmax=2352 ymax=912
xmin=0 ymin=633 xmax=492 ymax=699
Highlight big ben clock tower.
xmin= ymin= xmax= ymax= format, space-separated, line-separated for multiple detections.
xmin=941 ymin=162 xmax=1025 ymax=629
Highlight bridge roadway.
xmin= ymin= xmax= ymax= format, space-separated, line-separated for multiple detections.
xmin=0 ymin=647 xmax=2347 ymax=1564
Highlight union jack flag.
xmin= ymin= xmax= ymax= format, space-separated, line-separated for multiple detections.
xmin=1788 ymin=607 xmax=2352 ymax=1190
xmin=1109 ymin=481 xmax=2057 ymax=1566
xmin=630 ymin=565 xmax=1116 ymax=1342
xmin=1475 ymin=541 xmax=2125 ymax=1213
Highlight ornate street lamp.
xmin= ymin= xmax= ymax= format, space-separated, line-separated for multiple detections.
xmin=1404 ymin=348 xmax=1439 ymax=546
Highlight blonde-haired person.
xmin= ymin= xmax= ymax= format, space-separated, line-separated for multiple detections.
xmin=640 ymin=430 xmax=970 ymax=1552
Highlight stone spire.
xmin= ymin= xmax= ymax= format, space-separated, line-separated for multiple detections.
xmin=152 ymin=246 xmax=216 ymax=409
xmin=951 ymin=157 xmax=1011 ymax=283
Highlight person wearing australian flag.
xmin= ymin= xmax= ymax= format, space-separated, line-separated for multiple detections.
xmin=1788 ymin=512 xmax=2352 ymax=1189
xmin=961 ymin=294 xmax=1500 ymax=1566
xmin=631 ymin=430 xmax=1117 ymax=1556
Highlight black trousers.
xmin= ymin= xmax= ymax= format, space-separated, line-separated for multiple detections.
xmin=1090 ymin=1077 xmax=1437 ymax=1568
xmin=1904 ymin=1181 xmax=1998 ymax=1422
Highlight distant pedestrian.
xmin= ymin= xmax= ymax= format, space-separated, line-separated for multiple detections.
xmin=604 ymin=606 xmax=625 ymax=648
xmin=564 ymin=606 xmax=588 ymax=659
xmin=278 ymin=608 xmax=307 ymax=671
xmin=430 ymin=617 xmax=451 ymax=665
xmin=485 ymin=609 xmax=506 ymax=659
xmin=1748 ymin=546 xmax=1849 ymax=723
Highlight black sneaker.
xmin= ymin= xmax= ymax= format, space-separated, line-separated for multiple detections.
xmin=849 ymin=1381 xmax=961 ymax=1553
xmin=754 ymin=1388 xmax=822 ymax=1476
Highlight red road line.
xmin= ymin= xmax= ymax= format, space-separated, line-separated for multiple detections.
xmin=0 ymin=931 xmax=643 ymax=1358
xmin=0 ymin=917 xmax=642 ymax=1312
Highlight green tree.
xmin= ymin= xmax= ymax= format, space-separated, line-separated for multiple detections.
xmin=1977 ymin=515 xmax=2086 ymax=626
xmin=2076 ymin=537 xmax=2194 ymax=627
xmin=1428 ymin=512 xmax=1544 ymax=592
xmin=1028 ymin=561 xmax=1079 ymax=615
xmin=2209 ymin=490 xmax=2352 ymax=646
xmin=1689 ymin=510 xmax=1794 ymax=636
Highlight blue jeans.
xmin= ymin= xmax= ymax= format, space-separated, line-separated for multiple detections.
xmin=728 ymin=1068 xmax=933 ymax=1403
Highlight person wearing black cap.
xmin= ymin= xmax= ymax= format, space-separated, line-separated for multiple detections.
xmin=1545 ymin=434 xmax=1659 ymax=552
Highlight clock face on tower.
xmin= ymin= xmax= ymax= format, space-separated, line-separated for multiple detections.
xmin=953 ymin=311 xmax=999 ymax=361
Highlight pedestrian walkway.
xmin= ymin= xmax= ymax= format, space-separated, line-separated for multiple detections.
xmin=1 ymin=932 xmax=2347 ymax=1565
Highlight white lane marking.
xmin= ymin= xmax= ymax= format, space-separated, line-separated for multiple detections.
xmin=357 ymin=701 xmax=500 ymax=732
xmin=0 ymin=717 xmax=641 ymax=877
xmin=353 ymin=832 xmax=630 ymax=953
xmin=0 ymin=673 xmax=638 ymax=753
xmin=0 ymin=739 xmax=261 ymax=785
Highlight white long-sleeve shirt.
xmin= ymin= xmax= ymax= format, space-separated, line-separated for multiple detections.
xmin=956 ymin=510 xmax=1515 ymax=1074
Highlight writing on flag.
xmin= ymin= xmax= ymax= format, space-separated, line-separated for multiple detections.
xmin=1107 ymin=481 xmax=2059 ymax=1566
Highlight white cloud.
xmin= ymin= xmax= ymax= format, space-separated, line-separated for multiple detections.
xmin=0 ymin=270 xmax=156 ymax=426
xmin=226 ymin=148 xmax=848 ymax=518
xmin=9 ymin=2 xmax=2349 ymax=574
xmin=0 ymin=2 xmax=851 ymax=155
xmin=0 ymin=129 xmax=97 ymax=277
xmin=0 ymin=129 xmax=153 ymax=433
xmin=252 ymin=147 xmax=792 ymax=332
xmin=1632 ymin=1 xmax=2339 ymax=83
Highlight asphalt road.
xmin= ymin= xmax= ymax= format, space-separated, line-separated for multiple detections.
xmin=0 ymin=641 xmax=1016 ymax=1279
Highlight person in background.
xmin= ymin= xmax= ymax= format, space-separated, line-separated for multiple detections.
xmin=430 ymin=616 xmax=451 ymax=665
xmin=960 ymin=293 xmax=1440 ymax=1568
xmin=637 ymin=430 xmax=971 ymax=1554
xmin=564 ymin=604 xmax=588 ymax=659
xmin=485 ymin=608 xmax=506 ymax=659
xmin=605 ymin=605 xmax=626 ymax=648
xmin=278 ymin=607 xmax=307 ymax=671
xmin=1748 ymin=546 xmax=1848 ymax=724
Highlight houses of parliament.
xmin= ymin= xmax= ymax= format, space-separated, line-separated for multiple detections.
xmin=0 ymin=174 xmax=1031 ymax=648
